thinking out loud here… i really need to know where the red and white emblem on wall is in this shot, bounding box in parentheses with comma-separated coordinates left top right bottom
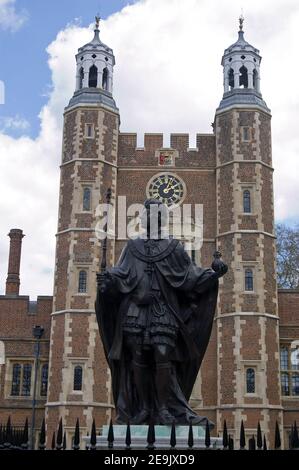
(157, 150, 176, 167)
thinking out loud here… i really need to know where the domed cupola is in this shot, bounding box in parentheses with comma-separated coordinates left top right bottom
(67, 16, 118, 111)
(218, 16, 270, 112)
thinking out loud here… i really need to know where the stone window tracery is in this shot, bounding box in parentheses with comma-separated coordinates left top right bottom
(280, 344, 299, 396)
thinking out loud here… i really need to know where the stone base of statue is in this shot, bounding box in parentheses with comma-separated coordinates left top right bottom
(87, 425, 222, 450)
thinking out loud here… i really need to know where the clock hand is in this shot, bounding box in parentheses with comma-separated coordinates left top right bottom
(164, 178, 174, 194)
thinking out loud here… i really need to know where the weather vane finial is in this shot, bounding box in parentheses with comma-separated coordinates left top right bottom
(239, 9, 244, 31)
(95, 14, 101, 30)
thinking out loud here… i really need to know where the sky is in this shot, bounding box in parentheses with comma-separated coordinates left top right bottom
(0, 0, 298, 298)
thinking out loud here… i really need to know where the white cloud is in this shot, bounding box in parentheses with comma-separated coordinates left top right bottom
(0, 0, 298, 297)
(0, 114, 30, 131)
(0, 0, 28, 32)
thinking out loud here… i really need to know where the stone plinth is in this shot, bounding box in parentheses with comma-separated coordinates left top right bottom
(86, 425, 222, 450)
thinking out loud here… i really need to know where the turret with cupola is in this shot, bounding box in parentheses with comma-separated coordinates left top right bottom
(218, 15, 269, 112)
(68, 15, 117, 111)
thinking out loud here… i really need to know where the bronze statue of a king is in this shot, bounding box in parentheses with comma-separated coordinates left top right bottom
(95, 199, 228, 426)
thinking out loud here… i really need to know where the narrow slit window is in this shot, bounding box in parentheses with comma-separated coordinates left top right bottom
(245, 268, 254, 291)
(243, 190, 251, 213)
(246, 368, 255, 394)
(74, 365, 83, 391)
(243, 127, 251, 141)
(83, 187, 91, 211)
(78, 270, 87, 293)
(85, 124, 94, 138)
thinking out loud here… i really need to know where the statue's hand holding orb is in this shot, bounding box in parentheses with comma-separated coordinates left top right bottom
(212, 251, 228, 278)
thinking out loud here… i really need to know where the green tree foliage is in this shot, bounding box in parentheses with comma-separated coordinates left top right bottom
(276, 224, 299, 289)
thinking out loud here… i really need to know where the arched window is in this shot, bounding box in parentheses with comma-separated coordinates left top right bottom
(245, 268, 254, 291)
(11, 364, 21, 396)
(78, 270, 87, 293)
(253, 69, 258, 90)
(228, 68, 234, 90)
(83, 187, 91, 211)
(88, 65, 98, 88)
(79, 67, 84, 89)
(243, 190, 251, 213)
(246, 368, 255, 393)
(239, 66, 248, 88)
(40, 364, 48, 397)
(102, 67, 109, 91)
(73, 365, 83, 391)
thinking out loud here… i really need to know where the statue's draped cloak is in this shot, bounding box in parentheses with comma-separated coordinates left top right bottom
(95, 238, 219, 424)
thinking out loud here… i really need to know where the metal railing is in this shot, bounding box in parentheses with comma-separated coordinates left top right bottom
(0, 416, 299, 450)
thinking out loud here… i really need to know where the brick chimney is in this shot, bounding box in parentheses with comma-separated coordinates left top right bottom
(5, 229, 25, 296)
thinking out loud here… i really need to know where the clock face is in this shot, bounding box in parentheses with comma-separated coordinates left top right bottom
(147, 173, 186, 208)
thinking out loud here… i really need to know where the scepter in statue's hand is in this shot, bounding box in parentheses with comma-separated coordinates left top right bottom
(97, 188, 113, 294)
(212, 251, 228, 278)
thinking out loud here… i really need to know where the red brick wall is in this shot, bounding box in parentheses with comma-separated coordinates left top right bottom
(0, 296, 52, 428)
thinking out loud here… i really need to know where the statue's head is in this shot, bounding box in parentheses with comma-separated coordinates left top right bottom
(141, 199, 169, 237)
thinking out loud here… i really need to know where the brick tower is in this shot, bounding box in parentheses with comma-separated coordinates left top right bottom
(46, 18, 119, 446)
(214, 17, 282, 447)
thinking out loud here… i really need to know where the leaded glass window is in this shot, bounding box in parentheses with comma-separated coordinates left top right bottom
(22, 364, 32, 396)
(73, 365, 83, 391)
(281, 372, 290, 396)
(245, 268, 254, 291)
(291, 347, 299, 371)
(280, 347, 289, 370)
(292, 374, 299, 396)
(83, 187, 91, 211)
(280, 345, 299, 396)
(246, 368, 255, 394)
(40, 364, 48, 397)
(243, 190, 251, 213)
(78, 270, 87, 293)
(11, 364, 21, 396)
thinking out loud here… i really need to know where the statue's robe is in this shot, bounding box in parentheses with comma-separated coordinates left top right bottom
(95, 238, 219, 425)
